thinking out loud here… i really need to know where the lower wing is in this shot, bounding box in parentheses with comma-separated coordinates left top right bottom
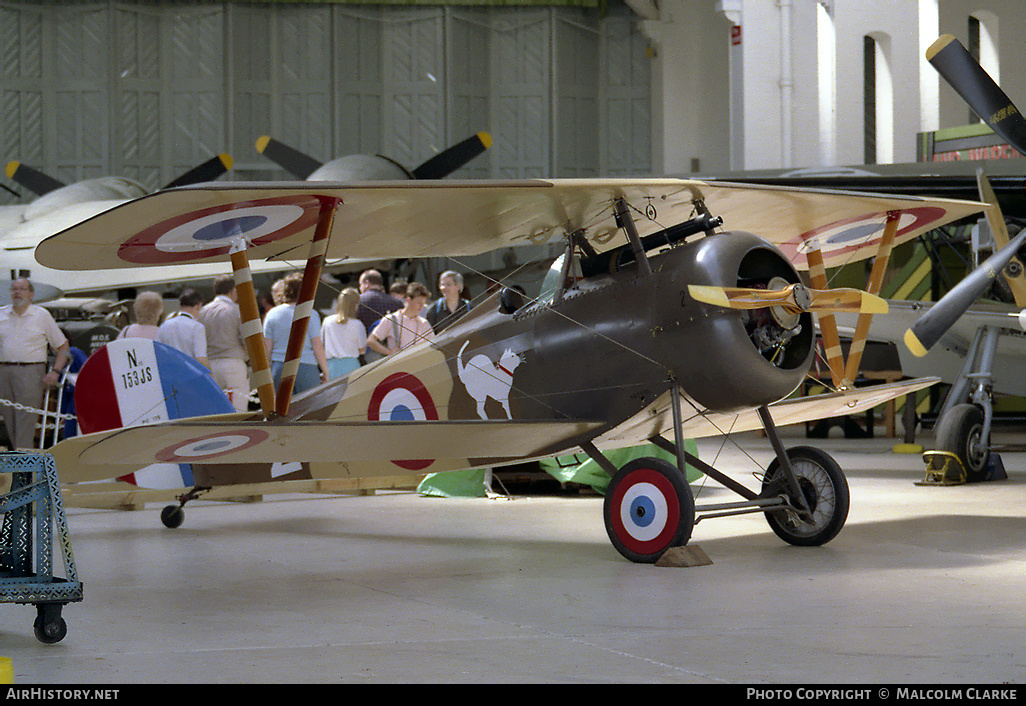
(50, 417, 603, 484)
(592, 377, 940, 448)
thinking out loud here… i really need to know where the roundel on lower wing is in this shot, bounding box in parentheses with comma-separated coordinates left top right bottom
(154, 429, 269, 463)
(608, 469, 681, 556)
(367, 372, 438, 471)
(117, 195, 324, 264)
(784, 206, 945, 266)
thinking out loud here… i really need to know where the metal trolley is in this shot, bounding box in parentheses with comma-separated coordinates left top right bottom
(0, 452, 82, 643)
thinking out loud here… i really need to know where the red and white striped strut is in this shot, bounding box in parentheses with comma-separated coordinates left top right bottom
(275, 196, 338, 416)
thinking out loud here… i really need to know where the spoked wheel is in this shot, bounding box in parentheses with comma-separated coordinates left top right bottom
(604, 457, 695, 563)
(934, 403, 989, 481)
(761, 446, 849, 547)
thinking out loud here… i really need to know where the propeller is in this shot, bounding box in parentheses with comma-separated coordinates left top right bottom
(926, 34, 1026, 155)
(161, 153, 234, 189)
(254, 136, 324, 180)
(7, 154, 234, 197)
(5, 161, 64, 196)
(688, 282, 889, 316)
(411, 132, 492, 179)
(256, 132, 492, 181)
(904, 225, 1026, 357)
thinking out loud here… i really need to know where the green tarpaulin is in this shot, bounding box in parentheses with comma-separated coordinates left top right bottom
(417, 441, 702, 497)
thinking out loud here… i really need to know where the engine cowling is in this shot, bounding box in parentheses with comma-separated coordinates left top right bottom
(654, 231, 815, 412)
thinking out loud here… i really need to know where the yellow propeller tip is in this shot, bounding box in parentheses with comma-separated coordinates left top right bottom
(218, 153, 234, 170)
(926, 34, 956, 60)
(4, 161, 19, 179)
(904, 329, 929, 358)
(688, 285, 730, 308)
(477, 132, 492, 149)
(255, 135, 271, 153)
(862, 296, 889, 315)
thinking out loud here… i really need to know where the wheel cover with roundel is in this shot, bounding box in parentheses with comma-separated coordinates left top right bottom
(605, 464, 686, 561)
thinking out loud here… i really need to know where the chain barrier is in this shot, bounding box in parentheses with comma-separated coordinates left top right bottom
(0, 395, 76, 421)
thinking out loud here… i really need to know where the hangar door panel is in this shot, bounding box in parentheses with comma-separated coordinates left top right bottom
(0, 1, 651, 200)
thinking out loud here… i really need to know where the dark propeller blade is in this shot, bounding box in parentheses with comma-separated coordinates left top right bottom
(905, 226, 1026, 356)
(255, 136, 323, 179)
(926, 34, 1026, 155)
(4, 161, 65, 196)
(411, 132, 492, 180)
(162, 153, 234, 189)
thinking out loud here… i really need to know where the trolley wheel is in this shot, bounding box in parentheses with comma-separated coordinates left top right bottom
(161, 504, 185, 529)
(762, 446, 849, 547)
(34, 605, 68, 644)
(603, 457, 695, 563)
(934, 403, 989, 481)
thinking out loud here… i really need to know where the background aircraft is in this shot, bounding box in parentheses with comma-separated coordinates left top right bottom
(0, 155, 300, 298)
(39, 176, 983, 562)
(830, 35, 1026, 481)
(255, 132, 491, 182)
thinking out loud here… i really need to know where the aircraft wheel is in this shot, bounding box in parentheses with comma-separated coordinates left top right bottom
(161, 505, 185, 529)
(934, 403, 989, 481)
(762, 446, 849, 547)
(604, 457, 694, 563)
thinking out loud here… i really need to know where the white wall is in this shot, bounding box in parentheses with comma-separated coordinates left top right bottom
(638, 0, 1026, 172)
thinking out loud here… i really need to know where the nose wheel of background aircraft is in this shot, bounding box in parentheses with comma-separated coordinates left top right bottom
(760, 446, 849, 546)
(603, 457, 695, 563)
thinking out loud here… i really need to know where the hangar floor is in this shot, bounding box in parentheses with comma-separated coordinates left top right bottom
(3, 429, 1025, 684)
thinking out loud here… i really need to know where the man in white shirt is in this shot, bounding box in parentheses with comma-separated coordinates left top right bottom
(198, 275, 249, 411)
(158, 288, 210, 370)
(0, 278, 70, 449)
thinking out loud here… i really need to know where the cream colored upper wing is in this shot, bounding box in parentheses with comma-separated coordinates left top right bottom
(35, 178, 984, 272)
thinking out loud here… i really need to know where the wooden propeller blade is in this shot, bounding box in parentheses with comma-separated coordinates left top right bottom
(688, 284, 888, 315)
(977, 168, 1026, 308)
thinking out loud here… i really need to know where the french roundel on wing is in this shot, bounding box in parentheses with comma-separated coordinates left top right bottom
(117, 195, 325, 265)
(367, 373, 438, 471)
(154, 429, 269, 463)
(786, 206, 945, 264)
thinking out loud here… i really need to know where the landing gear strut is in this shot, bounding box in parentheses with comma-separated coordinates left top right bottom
(589, 389, 851, 563)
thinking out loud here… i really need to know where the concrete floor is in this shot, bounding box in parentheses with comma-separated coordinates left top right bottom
(3, 429, 1025, 684)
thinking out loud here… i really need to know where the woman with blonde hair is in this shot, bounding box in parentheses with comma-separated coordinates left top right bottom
(320, 287, 366, 379)
(118, 291, 164, 340)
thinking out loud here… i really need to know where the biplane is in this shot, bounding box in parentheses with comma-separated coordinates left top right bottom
(38, 177, 984, 562)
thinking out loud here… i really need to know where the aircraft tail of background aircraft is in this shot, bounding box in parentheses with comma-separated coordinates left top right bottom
(38, 176, 983, 561)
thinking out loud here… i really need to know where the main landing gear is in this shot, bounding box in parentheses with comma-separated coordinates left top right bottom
(590, 390, 850, 563)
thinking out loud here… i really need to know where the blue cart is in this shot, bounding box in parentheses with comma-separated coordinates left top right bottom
(0, 452, 82, 643)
